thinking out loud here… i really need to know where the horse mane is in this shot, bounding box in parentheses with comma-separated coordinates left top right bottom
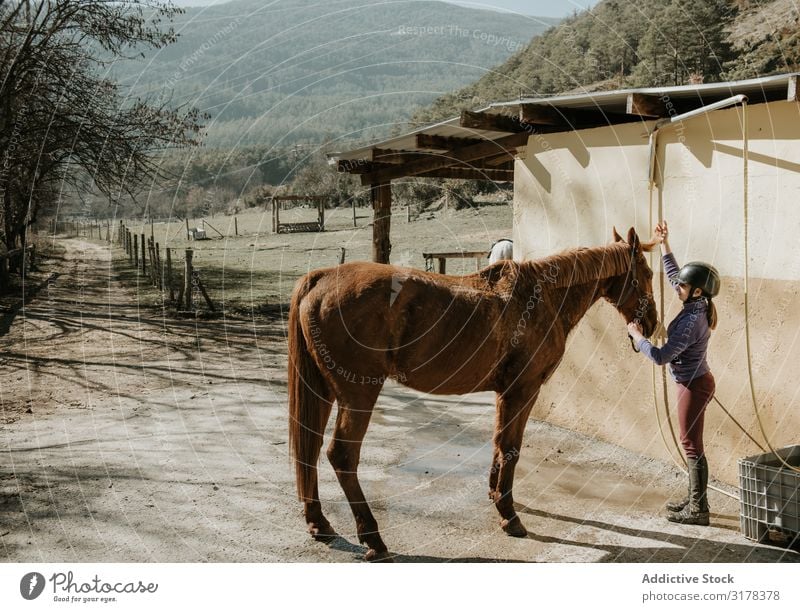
(475, 242, 632, 293)
(526, 242, 633, 288)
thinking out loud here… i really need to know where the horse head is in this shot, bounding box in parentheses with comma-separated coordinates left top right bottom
(605, 227, 658, 338)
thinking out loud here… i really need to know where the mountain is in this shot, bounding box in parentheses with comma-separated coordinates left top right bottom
(115, 0, 559, 147)
(413, 0, 800, 125)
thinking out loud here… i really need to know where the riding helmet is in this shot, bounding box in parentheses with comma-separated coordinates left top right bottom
(677, 261, 721, 298)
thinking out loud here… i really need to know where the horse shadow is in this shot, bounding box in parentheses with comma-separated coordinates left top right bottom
(315, 505, 799, 563)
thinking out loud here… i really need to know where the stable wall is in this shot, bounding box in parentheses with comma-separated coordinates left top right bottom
(513, 101, 800, 486)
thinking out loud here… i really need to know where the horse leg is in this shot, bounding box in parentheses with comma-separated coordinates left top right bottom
(304, 397, 336, 541)
(489, 384, 540, 537)
(326, 386, 390, 562)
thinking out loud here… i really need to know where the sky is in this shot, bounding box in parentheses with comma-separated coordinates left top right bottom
(170, 0, 602, 19)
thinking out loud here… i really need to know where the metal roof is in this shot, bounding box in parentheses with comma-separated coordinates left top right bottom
(331, 72, 800, 166)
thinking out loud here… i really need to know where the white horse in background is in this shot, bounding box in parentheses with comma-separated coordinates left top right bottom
(488, 239, 513, 264)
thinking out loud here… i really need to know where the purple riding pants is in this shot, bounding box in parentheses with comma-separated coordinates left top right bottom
(676, 372, 715, 460)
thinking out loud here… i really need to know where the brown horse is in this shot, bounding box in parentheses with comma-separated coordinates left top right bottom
(288, 227, 658, 561)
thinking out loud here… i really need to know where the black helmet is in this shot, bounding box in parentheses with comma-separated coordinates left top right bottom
(677, 261, 721, 298)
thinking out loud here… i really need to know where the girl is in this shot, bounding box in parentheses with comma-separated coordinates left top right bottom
(627, 220, 720, 526)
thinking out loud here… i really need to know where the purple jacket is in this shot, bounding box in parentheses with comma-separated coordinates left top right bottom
(636, 253, 711, 383)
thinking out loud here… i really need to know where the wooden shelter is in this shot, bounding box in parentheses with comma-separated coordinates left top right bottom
(332, 72, 800, 264)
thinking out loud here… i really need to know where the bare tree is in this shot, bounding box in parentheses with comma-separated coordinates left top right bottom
(0, 1, 203, 249)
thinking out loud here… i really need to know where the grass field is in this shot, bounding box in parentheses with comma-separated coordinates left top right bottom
(119, 202, 514, 314)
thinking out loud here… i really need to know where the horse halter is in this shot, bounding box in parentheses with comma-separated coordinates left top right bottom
(613, 246, 649, 353)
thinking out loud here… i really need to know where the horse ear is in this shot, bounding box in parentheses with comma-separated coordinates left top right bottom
(627, 227, 641, 251)
(612, 227, 624, 242)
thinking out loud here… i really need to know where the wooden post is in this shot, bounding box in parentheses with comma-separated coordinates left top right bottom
(272, 199, 277, 233)
(133, 234, 138, 271)
(0, 256, 7, 290)
(184, 249, 193, 310)
(352, 199, 357, 228)
(186, 218, 190, 241)
(140, 233, 146, 274)
(151, 219, 154, 241)
(371, 182, 392, 264)
(407, 204, 411, 223)
(166, 248, 174, 301)
(195, 275, 215, 312)
(234, 216, 238, 236)
(339, 247, 346, 265)
(319, 198, 325, 231)
(148, 239, 156, 286)
(155, 242, 162, 289)
(437, 257, 446, 274)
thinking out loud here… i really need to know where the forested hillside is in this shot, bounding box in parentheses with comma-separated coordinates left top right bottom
(414, 0, 799, 124)
(117, 0, 558, 147)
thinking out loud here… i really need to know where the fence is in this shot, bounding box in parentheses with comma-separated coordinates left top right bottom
(117, 221, 214, 312)
(52, 219, 113, 241)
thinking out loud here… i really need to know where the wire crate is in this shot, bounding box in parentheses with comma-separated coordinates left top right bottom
(738, 445, 800, 548)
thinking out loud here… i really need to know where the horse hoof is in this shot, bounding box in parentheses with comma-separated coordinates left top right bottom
(501, 517, 528, 538)
(365, 549, 394, 563)
(309, 523, 337, 542)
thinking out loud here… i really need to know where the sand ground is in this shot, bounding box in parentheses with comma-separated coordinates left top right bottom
(0, 238, 797, 562)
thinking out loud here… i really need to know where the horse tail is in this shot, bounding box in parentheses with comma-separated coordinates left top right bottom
(288, 276, 331, 503)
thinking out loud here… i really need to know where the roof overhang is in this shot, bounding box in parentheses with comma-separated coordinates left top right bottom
(331, 72, 800, 185)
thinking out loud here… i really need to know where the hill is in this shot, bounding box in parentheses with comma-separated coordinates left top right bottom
(116, 0, 559, 147)
(413, 0, 800, 125)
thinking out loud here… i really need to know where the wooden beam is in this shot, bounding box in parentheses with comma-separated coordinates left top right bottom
(522, 103, 643, 128)
(337, 158, 372, 173)
(626, 93, 667, 117)
(371, 148, 430, 164)
(460, 109, 526, 133)
(415, 168, 514, 181)
(371, 183, 392, 264)
(415, 134, 482, 150)
(337, 159, 392, 174)
(517, 104, 563, 125)
(361, 132, 528, 185)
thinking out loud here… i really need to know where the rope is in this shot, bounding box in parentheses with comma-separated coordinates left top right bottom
(648, 135, 685, 468)
(740, 101, 800, 474)
(648, 125, 737, 502)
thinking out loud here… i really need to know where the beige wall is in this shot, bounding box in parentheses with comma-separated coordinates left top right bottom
(513, 101, 800, 485)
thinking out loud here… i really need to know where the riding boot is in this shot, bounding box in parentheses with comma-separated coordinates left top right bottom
(665, 493, 689, 513)
(667, 456, 710, 526)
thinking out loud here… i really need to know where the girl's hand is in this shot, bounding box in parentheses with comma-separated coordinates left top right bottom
(627, 321, 644, 339)
(653, 220, 669, 244)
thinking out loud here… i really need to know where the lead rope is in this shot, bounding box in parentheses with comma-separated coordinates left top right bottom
(741, 100, 800, 474)
(649, 130, 739, 501)
(648, 134, 685, 469)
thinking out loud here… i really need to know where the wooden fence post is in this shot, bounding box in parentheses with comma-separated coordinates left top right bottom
(133, 234, 138, 270)
(166, 248, 174, 302)
(140, 233, 146, 274)
(155, 241, 162, 289)
(234, 216, 238, 236)
(148, 238, 156, 286)
(186, 218, 190, 241)
(184, 249, 193, 310)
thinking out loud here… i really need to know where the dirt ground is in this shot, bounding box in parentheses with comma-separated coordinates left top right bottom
(0, 237, 797, 563)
